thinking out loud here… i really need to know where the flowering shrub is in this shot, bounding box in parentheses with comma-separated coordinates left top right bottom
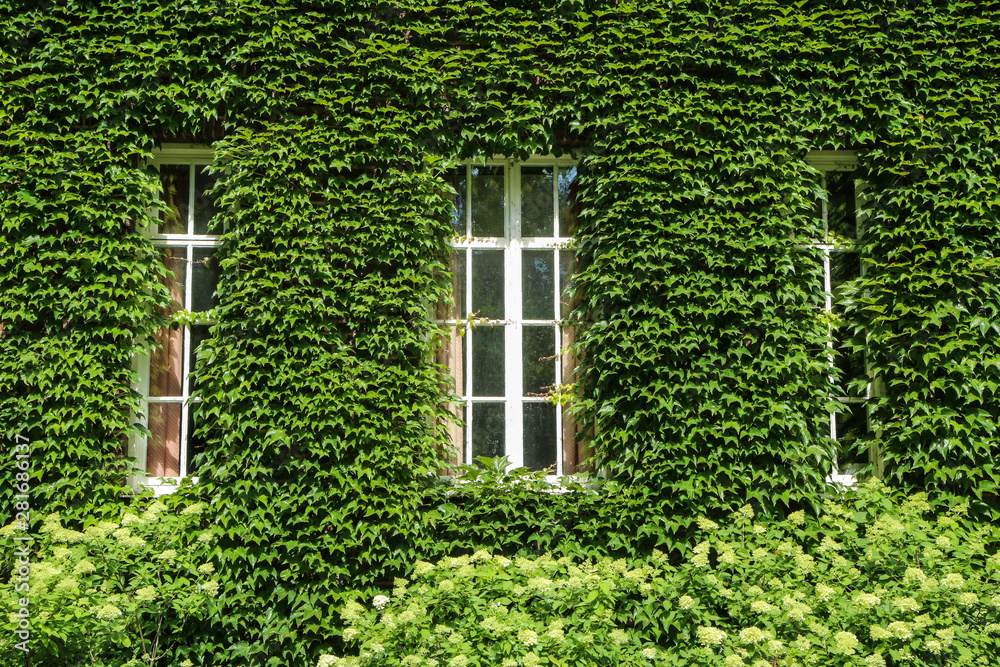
(0, 495, 217, 667)
(669, 481, 1000, 666)
(320, 481, 1000, 667)
(317, 550, 671, 667)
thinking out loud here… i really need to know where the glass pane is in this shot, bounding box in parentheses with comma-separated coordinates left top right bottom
(451, 250, 467, 319)
(523, 326, 556, 396)
(193, 166, 219, 235)
(471, 249, 504, 320)
(834, 332, 866, 398)
(147, 402, 182, 477)
(445, 167, 467, 234)
(159, 164, 189, 234)
(559, 249, 576, 319)
(149, 326, 184, 397)
(523, 403, 557, 471)
(827, 171, 856, 241)
(472, 326, 505, 396)
(159, 247, 186, 315)
(522, 250, 554, 320)
(191, 248, 219, 313)
(471, 166, 504, 237)
(186, 404, 206, 476)
(835, 402, 868, 468)
(150, 248, 186, 397)
(521, 167, 554, 237)
(471, 402, 505, 460)
(831, 251, 860, 315)
(188, 325, 210, 384)
(558, 165, 579, 237)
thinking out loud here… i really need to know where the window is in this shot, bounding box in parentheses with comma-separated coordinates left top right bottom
(437, 158, 583, 474)
(806, 151, 874, 482)
(130, 146, 220, 491)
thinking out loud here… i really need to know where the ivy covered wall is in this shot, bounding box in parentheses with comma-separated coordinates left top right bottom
(2, 1, 1000, 664)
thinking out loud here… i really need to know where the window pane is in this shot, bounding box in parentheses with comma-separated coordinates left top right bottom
(522, 250, 554, 320)
(471, 249, 504, 320)
(835, 402, 868, 468)
(523, 402, 557, 471)
(834, 333, 866, 397)
(159, 164, 189, 234)
(471, 166, 504, 237)
(521, 166, 554, 237)
(438, 250, 466, 320)
(149, 326, 184, 397)
(147, 402, 182, 477)
(436, 325, 466, 396)
(193, 166, 219, 235)
(188, 324, 210, 384)
(523, 326, 556, 396)
(559, 249, 576, 319)
(831, 251, 859, 315)
(827, 172, 856, 240)
(150, 248, 186, 397)
(186, 404, 206, 476)
(472, 325, 505, 397)
(191, 248, 219, 313)
(558, 165, 579, 237)
(445, 167, 467, 234)
(471, 402, 505, 460)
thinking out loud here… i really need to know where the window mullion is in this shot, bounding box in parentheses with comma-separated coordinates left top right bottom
(507, 162, 524, 469)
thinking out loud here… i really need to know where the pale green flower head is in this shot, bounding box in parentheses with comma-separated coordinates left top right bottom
(641, 647, 659, 660)
(120, 512, 143, 526)
(135, 586, 157, 602)
(750, 600, 776, 614)
(869, 625, 891, 641)
(815, 583, 836, 602)
(691, 552, 710, 568)
(887, 621, 912, 640)
(723, 654, 745, 667)
(941, 573, 965, 589)
(610, 628, 629, 645)
(957, 592, 979, 606)
(697, 516, 719, 531)
(522, 654, 539, 667)
(735, 504, 755, 521)
(903, 567, 926, 586)
(518, 628, 539, 646)
(413, 560, 435, 576)
(738, 626, 772, 644)
(54, 577, 80, 593)
(788, 510, 806, 525)
(201, 580, 219, 597)
(696, 626, 726, 646)
(95, 604, 123, 621)
(198, 562, 215, 575)
(372, 594, 391, 609)
(831, 631, 859, 656)
(678, 595, 695, 610)
(72, 559, 97, 575)
(924, 639, 943, 654)
(892, 596, 919, 612)
(864, 653, 886, 667)
(181, 502, 207, 515)
(342, 627, 360, 641)
(157, 549, 178, 561)
(852, 592, 881, 610)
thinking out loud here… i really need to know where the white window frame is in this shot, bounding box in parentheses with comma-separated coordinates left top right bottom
(805, 151, 878, 485)
(129, 144, 219, 494)
(439, 155, 579, 476)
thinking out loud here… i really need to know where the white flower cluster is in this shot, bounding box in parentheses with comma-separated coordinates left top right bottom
(696, 626, 727, 646)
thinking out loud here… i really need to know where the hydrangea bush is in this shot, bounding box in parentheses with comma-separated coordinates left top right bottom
(0, 495, 217, 667)
(320, 481, 1000, 667)
(318, 550, 671, 667)
(670, 481, 1000, 667)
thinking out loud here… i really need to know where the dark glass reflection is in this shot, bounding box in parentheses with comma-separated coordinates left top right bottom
(522, 326, 556, 396)
(521, 167, 554, 237)
(558, 166, 580, 237)
(446, 167, 467, 234)
(472, 326, 505, 396)
(835, 402, 868, 467)
(471, 249, 504, 319)
(159, 164, 189, 234)
(559, 249, 576, 319)
(193, 166, 219, 235)
(522, 250, 554, 320)
(830, 251, 860, 315)
(472, 166, 504, 237)
(191, 248, 219, 313)
(472, 402, 505, 459)
(827, 171, 856, 240)
(523, 402, 557, 471)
